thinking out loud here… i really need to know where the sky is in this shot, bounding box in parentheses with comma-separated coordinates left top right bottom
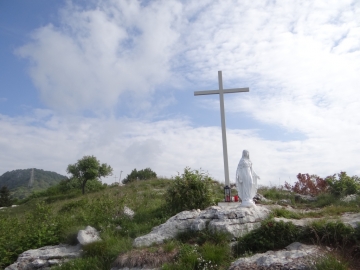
(1, 0, 360, 186)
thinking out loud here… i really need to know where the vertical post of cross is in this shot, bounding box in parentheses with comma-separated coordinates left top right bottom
(194, 71, 249, 187)
(218, 71, 230, 186)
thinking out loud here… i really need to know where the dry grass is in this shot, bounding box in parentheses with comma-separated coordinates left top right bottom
(112, 247, 178, 268)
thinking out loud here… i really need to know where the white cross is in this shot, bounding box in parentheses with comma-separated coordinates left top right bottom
(194, 71, 249, 186)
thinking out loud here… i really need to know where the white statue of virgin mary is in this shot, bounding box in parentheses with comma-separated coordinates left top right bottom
(236, 150, 260, 208)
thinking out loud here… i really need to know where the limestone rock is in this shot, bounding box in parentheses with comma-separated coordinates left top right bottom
(295, 194, 317, 202)
(123, 206, 135, 219)
(339, 212, 360, 228)
(133, 209, 201, 247)
(229, 242, 324, 270)
(274, 212, 360, 229)
(253, 193, 270, 203)
(278, 199, 292, 206)
(5, 244, 81, 270)
(77, 225, 102, 245)
(133, 206, 271, 248)
(340, 194, 358, 202)
(207, 205, 270, 238)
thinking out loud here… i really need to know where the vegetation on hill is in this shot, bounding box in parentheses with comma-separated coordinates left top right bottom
(122, 168, 157, 184)
(67, 155, 113, 194)
(0, 186, 12, 207)
(0, 169, 359, 269)
(0, 168, 67, 200)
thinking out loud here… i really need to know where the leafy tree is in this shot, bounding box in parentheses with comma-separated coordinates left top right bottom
(122, 168, 157, 184)
(0, 186, 12, 207)
(67, 155, 112, 194)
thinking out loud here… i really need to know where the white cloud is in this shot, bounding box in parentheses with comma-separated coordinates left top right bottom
(16, 0, 182, 113)
(1, 112, 359, 186)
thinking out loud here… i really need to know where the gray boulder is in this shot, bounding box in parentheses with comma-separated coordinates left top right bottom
(133, 209, 201, 247)
(229, 242, 324, 270)
(77, 225, 102, 245)
(253, 193, 270, 203)
(295, 194, 317, 202)
(123, 206, 135, 219)
(133, 205, 271, 248)
(340, 194, 358, 202)
(5, 244, 82, 270)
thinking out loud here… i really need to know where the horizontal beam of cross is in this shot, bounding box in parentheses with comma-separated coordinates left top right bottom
(194, 88, 249, 96)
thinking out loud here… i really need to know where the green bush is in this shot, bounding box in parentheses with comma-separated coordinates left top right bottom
(122, 168, 157, 184)
(233, 219, 301, 256)
(304, 220, 355, 247)
(165, 168, 216, 214)
(0, 202, 62, 268)
(326, 172, 360, 197)
(176, 227, 231, 246)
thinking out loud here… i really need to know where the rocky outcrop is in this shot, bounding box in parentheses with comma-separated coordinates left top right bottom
(274, 212, 360, 229)
(4, 244, 82, 270)
(253, 193, 270, 203)
(133, 205, 271, 248)
(77, 225, 102, 245)
(341, 194, 358, 202)
(229, 242, 324, 270)
(294, 194, 317, 202)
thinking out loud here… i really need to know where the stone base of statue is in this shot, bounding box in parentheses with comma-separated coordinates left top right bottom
(239, 199, 256, 208)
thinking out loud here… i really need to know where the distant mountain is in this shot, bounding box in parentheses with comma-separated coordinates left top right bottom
(0, 169, 67, 199)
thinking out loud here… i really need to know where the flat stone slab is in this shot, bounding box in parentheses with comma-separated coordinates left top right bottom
(133, 205, 271, 248)
(5, 244, 82, 270)
(274, 212, 360, 229)
(229, 242, 324, 270)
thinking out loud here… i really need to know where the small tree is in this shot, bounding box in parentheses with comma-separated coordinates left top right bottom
(67, 155, 112, 194)
(0, 186, 12, 207)
(122, 168, 157, 184)
(284, 173, 328, 196)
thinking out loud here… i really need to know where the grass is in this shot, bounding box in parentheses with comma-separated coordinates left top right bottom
(1, 178, 360, 269)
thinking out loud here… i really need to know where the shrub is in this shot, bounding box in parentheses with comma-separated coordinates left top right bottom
(284, 173, 328, 196)
(176, 227, 231, 246)
(122, 168, 157, 184)
(304, 220, 355, 247)
(233, 219, 301, 256)
(326, 172, 360, 197)
(165, 168, 216, 214)
(0, 202, 62, 268)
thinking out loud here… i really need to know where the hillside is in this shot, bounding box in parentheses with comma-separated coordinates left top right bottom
(0, 170, 359, 269)
(0, 168, 67, 199)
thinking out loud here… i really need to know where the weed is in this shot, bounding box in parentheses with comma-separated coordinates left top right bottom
(270, 208, 302, 219)
(314, 253, 349, 270)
